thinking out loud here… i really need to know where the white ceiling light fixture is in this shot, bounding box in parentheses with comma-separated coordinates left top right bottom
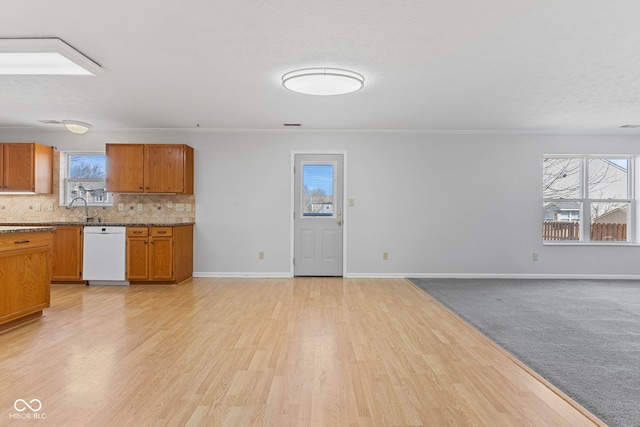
(282, 68, 364, 96)
(62, 120, 91, 134)
(0, 37, 102, 75)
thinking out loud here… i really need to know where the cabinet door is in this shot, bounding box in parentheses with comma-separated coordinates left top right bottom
(144, 145, 185, 193)
(0, 144, 4, 189)
(3, 144, 34, 192)
(0, 242, 51, 323)
(149, 236, 174, 280)
(52, 226, 83, 281)
(33, 144, 53, 194)
(106, 144, 144, 192)
(127, 237, 149, 280)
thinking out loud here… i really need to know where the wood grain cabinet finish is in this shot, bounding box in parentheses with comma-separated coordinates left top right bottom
(126, 225, 193, 284)
(51, 225, 84, 282)
(0, 143, 53, 193)
(106, 144, 194, 194)
(0, 230, 53, 332)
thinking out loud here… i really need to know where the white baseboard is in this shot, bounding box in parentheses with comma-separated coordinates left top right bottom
(404, 273, 640, 280)
(194, 271, 292, 278)
(193, 271, 640, 280)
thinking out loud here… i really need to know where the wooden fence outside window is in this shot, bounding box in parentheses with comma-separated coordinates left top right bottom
(543, 222, 627, 241)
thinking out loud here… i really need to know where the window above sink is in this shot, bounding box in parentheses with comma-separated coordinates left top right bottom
(59, 152, 113, 207)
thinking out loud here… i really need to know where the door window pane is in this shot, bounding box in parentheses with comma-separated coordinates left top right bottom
(302, 164, 334, 216)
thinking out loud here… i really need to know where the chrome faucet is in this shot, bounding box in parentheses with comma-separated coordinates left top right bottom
(68, 197, 91, 222)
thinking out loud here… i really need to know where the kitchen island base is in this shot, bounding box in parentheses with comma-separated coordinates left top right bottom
(0, 227, 53, 333)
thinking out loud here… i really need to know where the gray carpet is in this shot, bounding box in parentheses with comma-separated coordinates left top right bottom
(409, 278, 640, 427)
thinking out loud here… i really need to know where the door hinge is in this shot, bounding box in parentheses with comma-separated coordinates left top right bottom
(293, 258, 295, 265)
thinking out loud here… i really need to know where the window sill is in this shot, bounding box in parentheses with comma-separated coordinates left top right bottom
(543, 242, 638, 247)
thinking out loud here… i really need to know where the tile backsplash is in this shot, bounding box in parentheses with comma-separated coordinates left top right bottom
(0, 151, 195, 224)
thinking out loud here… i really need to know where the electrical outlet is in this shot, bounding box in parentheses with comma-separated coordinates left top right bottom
(532, 253, 539, 261)
(383, 252, 389, 261)
(118, 203, 124, 211)
(349, 199, 355, 207)
(185, 204, 192, 212)
(137, 203, 143, 211)
(46, 203, 53, 212)
(35, 203, 41, 211)
(167, 201, 173, 208)
(175, 204, 184, 212)
(258, 251, 264, 260)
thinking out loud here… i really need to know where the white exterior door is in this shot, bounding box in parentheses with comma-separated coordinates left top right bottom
(294, 154, 344, 276)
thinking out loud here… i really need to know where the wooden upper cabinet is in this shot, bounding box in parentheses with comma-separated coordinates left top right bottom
(0, 145, 3, 190)
(105, 144, 145, 192)
(144, 145, 189, 193)
(106, 144, 193, 194)
(0, 143, 53, 193)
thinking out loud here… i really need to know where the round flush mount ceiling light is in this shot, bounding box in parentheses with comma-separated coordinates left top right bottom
(62, 120, 91, 134)
(282, 68, 364, 96)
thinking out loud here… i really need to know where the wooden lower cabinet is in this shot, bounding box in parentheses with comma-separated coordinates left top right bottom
(126, 225, 193, 284)
(51, 225, 84, 283)
(0, 229, 53, 332)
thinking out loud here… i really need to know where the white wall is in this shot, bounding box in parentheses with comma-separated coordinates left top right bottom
(3, 129, 640, 278)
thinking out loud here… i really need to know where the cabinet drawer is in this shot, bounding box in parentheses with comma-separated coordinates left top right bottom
(127, 227, 148, 237)
(0, 231, 53, 253)
(151, 227, 173, 237)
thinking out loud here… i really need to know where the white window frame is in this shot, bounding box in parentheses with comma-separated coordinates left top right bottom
(59, 151, 113, 207)
(543, 155, 635, 244)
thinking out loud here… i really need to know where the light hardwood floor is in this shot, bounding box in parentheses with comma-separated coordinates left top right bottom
(0, 278, 604, 426)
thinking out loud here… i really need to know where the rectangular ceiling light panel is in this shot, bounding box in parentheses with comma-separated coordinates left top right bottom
(0, 38, 102, 75)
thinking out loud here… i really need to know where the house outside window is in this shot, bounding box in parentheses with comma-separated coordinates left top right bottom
(60, 152, 113, 206)
(543, 156, 633, 243)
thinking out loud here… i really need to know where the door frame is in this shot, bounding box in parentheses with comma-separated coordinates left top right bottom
(290, 150, 348, 277)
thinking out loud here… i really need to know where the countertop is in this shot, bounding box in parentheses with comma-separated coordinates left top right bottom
(0, 226, 55, 234)
(1, 222, 195, 227)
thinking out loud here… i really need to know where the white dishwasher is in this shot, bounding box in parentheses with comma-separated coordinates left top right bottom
(83, 226, 129, 285)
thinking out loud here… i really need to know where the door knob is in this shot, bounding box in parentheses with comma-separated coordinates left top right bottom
(337, 219, 342, 226)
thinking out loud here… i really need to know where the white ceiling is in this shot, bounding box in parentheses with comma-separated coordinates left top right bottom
(2, 1, 640, 134)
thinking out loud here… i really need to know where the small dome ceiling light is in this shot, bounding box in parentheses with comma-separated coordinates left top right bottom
(62, 120, 91, 134)
(282, 68, 364, 96)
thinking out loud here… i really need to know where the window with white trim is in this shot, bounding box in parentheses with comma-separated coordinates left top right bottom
(60, 152, 113, 206)
(543, 156, 633, 243)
